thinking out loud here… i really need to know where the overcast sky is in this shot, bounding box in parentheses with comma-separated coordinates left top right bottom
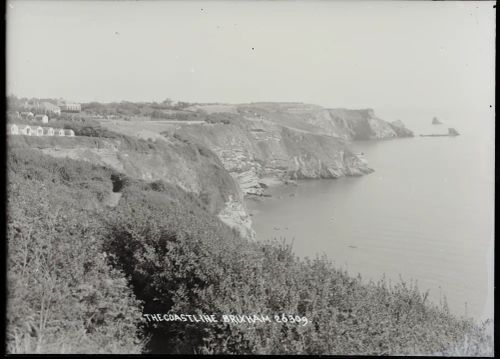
(6, 1, 495, 119)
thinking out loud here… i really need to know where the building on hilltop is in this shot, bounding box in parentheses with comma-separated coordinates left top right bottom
(60, 103, 82, 113)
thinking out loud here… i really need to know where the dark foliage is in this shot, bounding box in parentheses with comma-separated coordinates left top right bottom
(7, 147, 493, 355)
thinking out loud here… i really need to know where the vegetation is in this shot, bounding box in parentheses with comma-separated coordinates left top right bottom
(79, 99, 195, 119)
(7, 95, 238, 124)
(7, 147, 493, 355)
(7, 148, 144, 353)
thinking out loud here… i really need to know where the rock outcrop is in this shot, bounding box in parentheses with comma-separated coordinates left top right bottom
(173, 103, 411, 195)
(169, 118, 373, 196)
(432, 117, 443, 125)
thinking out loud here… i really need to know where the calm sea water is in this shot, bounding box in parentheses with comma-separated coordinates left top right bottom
(247, 115, 494, 321)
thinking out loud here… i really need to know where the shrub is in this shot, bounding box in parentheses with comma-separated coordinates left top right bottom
(102, 185, 493, 355)
(7, 147, 493, 355)
(6, 149, 144, 353)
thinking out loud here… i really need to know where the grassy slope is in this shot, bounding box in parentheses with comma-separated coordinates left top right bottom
(9, 133, 239, 215)
(6, 147, 493, 355)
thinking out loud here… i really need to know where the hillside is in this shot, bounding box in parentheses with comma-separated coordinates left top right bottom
(6, 146, 492, 355)
(8, 134, 254, 239)
(8, 101, 413, 233)
(188, 102, 414, 140)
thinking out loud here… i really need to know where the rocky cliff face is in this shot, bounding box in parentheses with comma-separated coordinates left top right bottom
(168, 119, 372, 196)
(189, 103, 413, 140)
(173, 103, 411, 195)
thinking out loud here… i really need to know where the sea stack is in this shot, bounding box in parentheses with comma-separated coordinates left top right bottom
(432, 117, 442, 125)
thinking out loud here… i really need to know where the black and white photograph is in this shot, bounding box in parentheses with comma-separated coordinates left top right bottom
(5, 0, 495, 355)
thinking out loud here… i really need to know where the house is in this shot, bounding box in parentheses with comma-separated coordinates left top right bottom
(56, 128, 65, 136)
(34, 114, 49, 123)
(60, 103, 81, 113)
(10, 124, 19, 135)
(64, 129, 75, 137)
(19, 125, 33, 136)
(42, 127, 55, 136)
(35, 126, 44, 136)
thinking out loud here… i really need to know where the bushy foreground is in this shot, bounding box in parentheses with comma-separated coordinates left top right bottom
(6, 148, 493, 355)
(6, 148, 143, 353)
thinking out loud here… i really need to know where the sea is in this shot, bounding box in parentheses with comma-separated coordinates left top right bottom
(247, 109, 494, 322)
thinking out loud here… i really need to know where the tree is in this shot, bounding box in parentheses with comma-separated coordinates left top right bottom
(161, 98, 173, 107)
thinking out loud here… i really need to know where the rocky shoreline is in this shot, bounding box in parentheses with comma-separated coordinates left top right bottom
(13, 102, 413, 240)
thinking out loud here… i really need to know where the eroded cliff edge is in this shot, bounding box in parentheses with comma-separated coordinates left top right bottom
(169, 103, 412, 196)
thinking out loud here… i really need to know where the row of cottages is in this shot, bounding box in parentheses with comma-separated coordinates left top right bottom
(60, 103, 82, 113)
(22, 100, 82, 115)
(9, 124, 75, 137)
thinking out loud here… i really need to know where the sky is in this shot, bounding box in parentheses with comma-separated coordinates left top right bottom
(6, 1, 496, 122)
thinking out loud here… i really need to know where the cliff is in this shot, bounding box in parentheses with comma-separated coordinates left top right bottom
(171, 103, 412, 195)
(166, 119, 371, 196)
(188, 103, 413, 140)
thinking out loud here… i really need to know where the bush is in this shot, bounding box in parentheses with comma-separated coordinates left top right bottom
(102, 184, 493, 355)
(7, 147, 493, 355)
(6, 149, 144, 353)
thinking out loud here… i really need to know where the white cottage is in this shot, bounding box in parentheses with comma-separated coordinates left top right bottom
(56, 128, 65, 136)
(64, 129, 75, 137)
(35, 126, 44, 136)
(42, 127, 55, 136)
(10, 124, 19, 135)
(19, 125, 33, 136)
